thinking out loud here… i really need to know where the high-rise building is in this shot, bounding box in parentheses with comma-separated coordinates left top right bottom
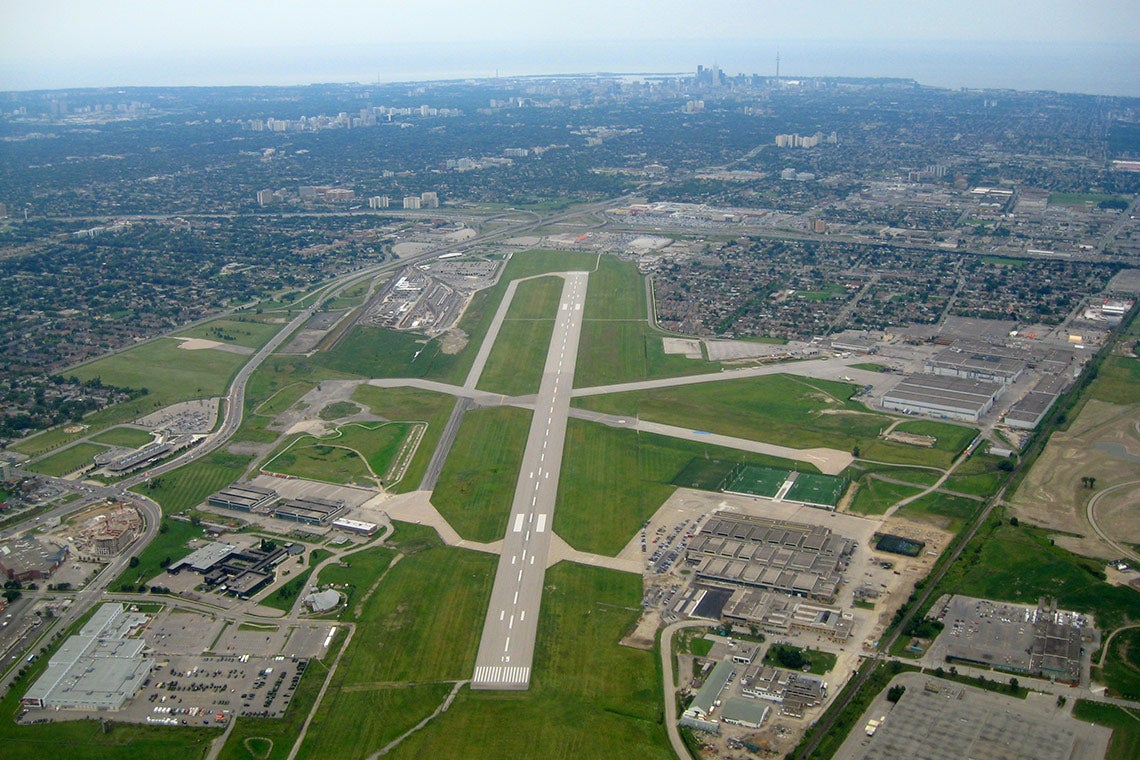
(420, 192, 439, 209)
(403, 196, 421, 210)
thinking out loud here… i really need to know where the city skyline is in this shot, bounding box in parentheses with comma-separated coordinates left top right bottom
(2, 1, 1138, 93)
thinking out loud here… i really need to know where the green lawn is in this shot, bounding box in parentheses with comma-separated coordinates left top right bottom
(1048, 192, 1129, 206)
(317, 250, 598, 386)
(235, 355, 356, 444)
(262, 422, 413, 487)
(1090, 356, 1140, 405)
(931, 515, 1140, 630)
(1095, 628, 1140, 700)
(384, 563, 672, 760)
(131, 449, 252, 514)
(432, 407, 531, 543)
(263, 442, 373, 486)
(89, 426, 154, 448)
(942, 451, 1011, 496)
(296, 683, 453, 760)
(315, 546, 398, 614)
(476, 277, 562, 396)
(554, 420, 812, 556)
(115, 518, 206, 590)
(25, 442, 107, 476)
(763, 644, 838, 676)
(575, 374, 893, 453)
(258, 549, 333, 613)
(318, 401, 361, 420)
(350, 385, 456, 492)
(894, 491, 982, 532)
(849, 477, 925, 515)
(1072, 701, 1140, 760)
(175, 317, 283, 349)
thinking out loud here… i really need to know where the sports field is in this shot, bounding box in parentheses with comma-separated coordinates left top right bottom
(25, 442, 106, 477)
(784, 472, 848, 507)
(724, 465, 790, 498)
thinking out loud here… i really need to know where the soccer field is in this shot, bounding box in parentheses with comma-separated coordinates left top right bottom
(784, 472, 847, 507)
(724, 465, 791, 498)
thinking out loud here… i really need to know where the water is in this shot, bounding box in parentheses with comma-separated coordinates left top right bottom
(4, 38, 1138, 97)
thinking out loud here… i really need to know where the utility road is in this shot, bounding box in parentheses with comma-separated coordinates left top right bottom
(471, 272, 588, 690)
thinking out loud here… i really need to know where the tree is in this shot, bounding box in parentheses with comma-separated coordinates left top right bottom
(159, 521, 169, 534)
(887, 684, 906, 703)
(1009, 677, 1019, 693)
(128, 556, 140, 569)
(1009, 516, 1019, 527)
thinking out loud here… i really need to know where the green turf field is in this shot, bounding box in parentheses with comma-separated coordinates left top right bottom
(724, 465, 790, 497)
(1072, 701, 1140, 760)
(894, 491, 983, 532)
(381, 563, 672, 760)
(89, 426, 154, 448)
(476, 276, 562, 396)
(1095, 628, 1140, 700)
(175, 316, 283, 349)
(575, 373, 895, 453)
(849, 477, 925, 515)
(262, 422, 414, 487)
(784, 472, 848, 507)
(130, 449, 252, 514)
(25, 442, 106, 476)
(431, 407, 531, 542)
(350, 385, 458, 492)
(671, 458, 739, 490)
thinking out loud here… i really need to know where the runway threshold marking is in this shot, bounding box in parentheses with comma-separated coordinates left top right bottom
(513, 514, 524, 532)
(535, 514, 547, 532)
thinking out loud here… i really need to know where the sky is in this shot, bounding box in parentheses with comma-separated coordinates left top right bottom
(2, 1, 1138, 92)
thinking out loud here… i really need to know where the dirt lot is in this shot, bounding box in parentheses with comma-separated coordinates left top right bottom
(1009, 399, 1140, 559)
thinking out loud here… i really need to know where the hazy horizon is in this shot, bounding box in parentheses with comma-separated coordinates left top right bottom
(2, 38, 1138, 98)
(2, 1, 1138, 96)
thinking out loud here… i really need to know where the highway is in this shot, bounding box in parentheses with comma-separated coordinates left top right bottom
(471, 272, 588, 690)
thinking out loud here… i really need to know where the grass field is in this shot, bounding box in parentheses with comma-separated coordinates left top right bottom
(894, 491, 982, 532)
(175, 317, 282, 350)
(942, 451, 1011, 497)
(90, 426, 154, 448)
(849, 477, 925, 515)
(573, 256, 721, 388)
(258, 548, 333, 612)
(264, 442, 373, 486)
(554, 421, 812, 556)
(350, 385, 456, 492)
(1090, 355, 1140, 405)
(763, 644, 838, 675)
(725, 465, 789, 498)
(431, 407, 531, 543)
(671, 458, 739, 491)
(1048, 192, 1129, 206)
(1095, 628, 1140, 700)
(575, 373, 894, 453)
(1072, 701, 1140, 760)
(262, 422, 412, 486)
(131, 449, 252, 514)
(383, 563, 672, 760)
(317, 401, 360, 420)
(930, 514, 1140, 630)
(476, 276, 562, 396)
(236, 355, 356, 444)
(784, 472, 848, 507)
(25, 442, 106, 476)
(115, 518, 205, 590)
(315, 545, 398, 614)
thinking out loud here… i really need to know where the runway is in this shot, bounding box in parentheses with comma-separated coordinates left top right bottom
(471, 271, 588, 690)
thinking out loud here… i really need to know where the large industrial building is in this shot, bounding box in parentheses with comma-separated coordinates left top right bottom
(686, 513, 855, 603)
(680, 660, 734, 734)
(739, 665, 826, 716)
(208, 484, 277, 513)
(881, 374, 1003, 422)
(721, 587, 853, 642)
(167, 540, 288, 599)
(925, 348, 1024, 385)
(929, 595, 1094, 684)
(1004, 373, 1069, 429)
(22, 604, 151, 711)
(0, 535, 69, 582)
(273, 496, 346, 526)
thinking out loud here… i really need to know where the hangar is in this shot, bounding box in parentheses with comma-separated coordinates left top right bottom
(882, 374, 1003, 422)
(22, 604, 151, 711)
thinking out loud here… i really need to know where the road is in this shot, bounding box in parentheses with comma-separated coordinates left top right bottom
(660, 620, 706, 760)
(471, 272, 588, 690)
